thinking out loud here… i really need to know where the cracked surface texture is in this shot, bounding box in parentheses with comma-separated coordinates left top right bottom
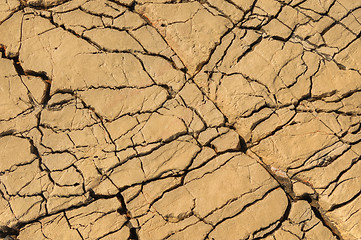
(0, 0, 360, 239)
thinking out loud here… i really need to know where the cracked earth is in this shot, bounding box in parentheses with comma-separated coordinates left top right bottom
(0, 0, 360, 239)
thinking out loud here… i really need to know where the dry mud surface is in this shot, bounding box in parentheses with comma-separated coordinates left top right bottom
(0, 0, 361, 239)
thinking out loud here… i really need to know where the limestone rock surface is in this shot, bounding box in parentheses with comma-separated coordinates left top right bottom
(0, 0, 361, 239)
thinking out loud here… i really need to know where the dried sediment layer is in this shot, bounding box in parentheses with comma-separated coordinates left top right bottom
(0, 0, 360, 239)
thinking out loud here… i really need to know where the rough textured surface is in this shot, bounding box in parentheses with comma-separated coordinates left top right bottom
(0, 0, 360, 239)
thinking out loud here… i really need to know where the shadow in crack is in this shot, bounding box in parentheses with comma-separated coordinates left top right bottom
(0, 226, 19, 239)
